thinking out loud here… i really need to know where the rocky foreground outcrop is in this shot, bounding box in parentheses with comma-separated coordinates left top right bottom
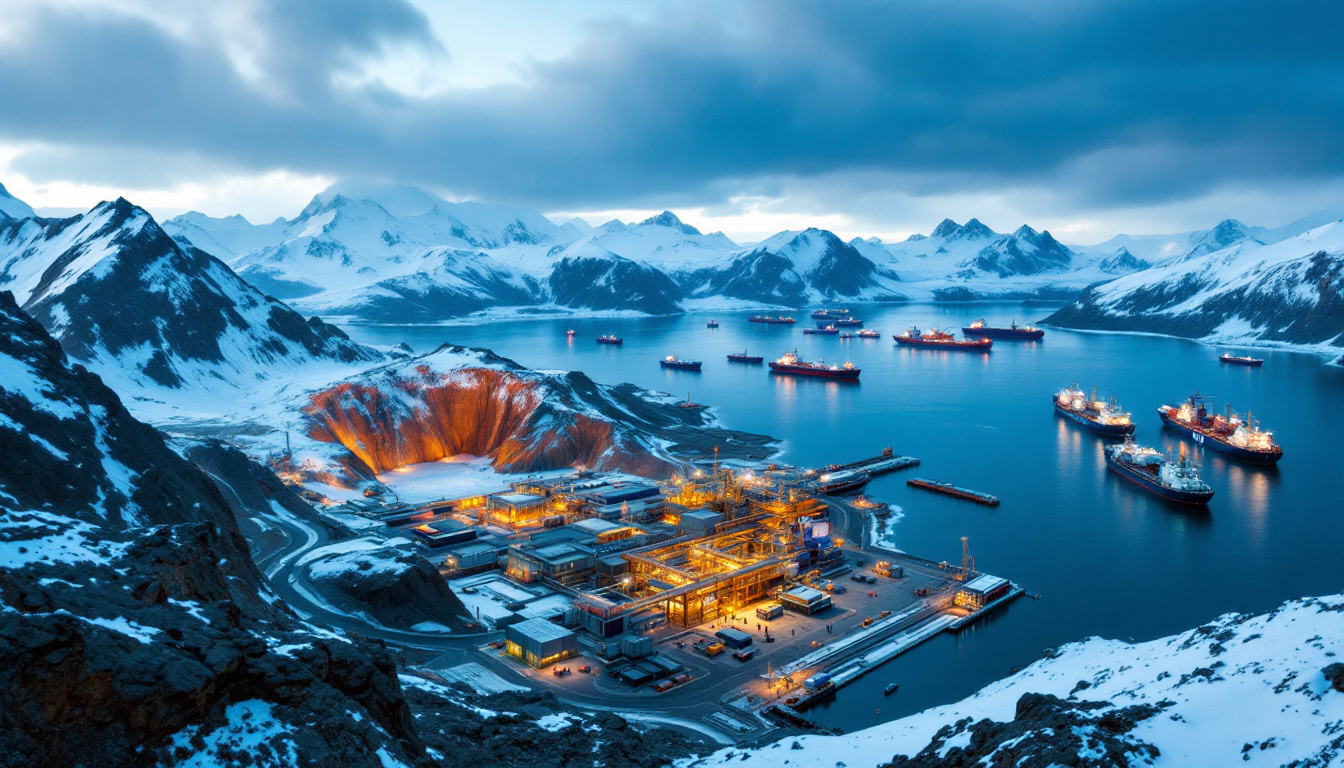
(0, 291, 700, 766)
(306, 541, 473, 633)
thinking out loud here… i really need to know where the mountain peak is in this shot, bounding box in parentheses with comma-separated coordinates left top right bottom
(0, 181, 37, 221)
(638, 211, 701, 236)
(931, 218, 995, 240)
(960, 218, 995, 239)
(931, 218, 962, 238)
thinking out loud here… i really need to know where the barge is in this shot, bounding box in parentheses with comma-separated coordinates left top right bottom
(768, 350, 860, 379)
(1157, 392, 1283, 464)
(906, 478, 1000, 506)
(961, 318, 1044, 340)
(1053, 384, 1135, 436)
(893, 327, 993, 351)
(727, 350, 764, 363)
(1104, 440, 1214, 504)
(750, 315, 796, 325)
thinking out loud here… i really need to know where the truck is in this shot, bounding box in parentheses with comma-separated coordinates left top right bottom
(755, 603, 783, 621)
(703, 642, 725, 657)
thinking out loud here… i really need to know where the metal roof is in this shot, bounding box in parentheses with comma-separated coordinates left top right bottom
(508, 618, 574, 643)
(961, 574, 1009, 595)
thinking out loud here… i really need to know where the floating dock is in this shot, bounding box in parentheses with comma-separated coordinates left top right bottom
(814, 449, 921, 495)
(906, 478, 1000, 506)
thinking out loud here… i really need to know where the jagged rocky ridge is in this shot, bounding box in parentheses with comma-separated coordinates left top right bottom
(1045, 220, 1344, 353)
(0, 198, 379, 393)
(299, 344, 778, 486)
(685, 593, 1344, 767)
(0, 291, 703, 766)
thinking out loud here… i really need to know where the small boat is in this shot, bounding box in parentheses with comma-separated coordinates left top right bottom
(893, 326, 993, 351)
(1053, 384, 1135, 436)
(1219, 353, 1263, 367)
(803, 325, 840, 335)
(883, 683, 899, 696)
(727, 351, 764, 363)
(961, 318, 1044, 340)
(706, 320, 719, 328)
(749, 315, 796, 325)
(1157, 392, 1282, 464)
(678, 392, 708, 409)
(857, 329, 880, 339)
(660, 355, 702, 371)
(1105, 440, 1214, 505)
(597, 334, 623, 345)
(769, 350, 860, 380)
(566, 329, 576, 338)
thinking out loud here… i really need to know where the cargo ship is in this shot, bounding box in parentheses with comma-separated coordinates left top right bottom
(768, 350, 860, 380)
(857, 329, 880, 339)
(1105, 440, 1214, 504)
(750, 315, 796, 325)
(727, 350, 764, 363)
(660, 355, 702, 371)
(811, 308, 850, 320)
(1157, 392, 1283, 464)
(962, 318, 1044, 340)
(1219, 353, 1262, 367)
(597, 334, 623, 345)
(706, 320, 719, 328)
(1053, 384, 1134, 436)
(803, 325, 839, 335)
(832, 318, 864, 328)
(893, 327, 993, 351)
(816, 468, 871, 495)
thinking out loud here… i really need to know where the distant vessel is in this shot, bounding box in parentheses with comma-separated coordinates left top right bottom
(1053, 384, 1134, 436)
(857, 329, 880, 339)
(816, 468, 871, 495)
(679, 392, 708, 409)
(566, 329, 576, 338)
(831, 318, 864, 328)
(893, 327, 993, 351)
(884, 683, 899, 696)
(811, 308, 850, 320)
(706, 320, 719, 328)
(1219, 353, 1263, 367)
(597, 334, 623, 345)
(768, 350, 860, 380)
(750, 315, 796, 325)
(1105, 440, 1214, 504)
(727, 351, 764, 363)
(1157, 392, 1283, 464)
(962, 318, 1043, 340)
(803, 325, 839, 335)
(660, 355, 702, 371)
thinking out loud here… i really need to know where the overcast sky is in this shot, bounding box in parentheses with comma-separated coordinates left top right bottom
(2, 0, 1342, 242)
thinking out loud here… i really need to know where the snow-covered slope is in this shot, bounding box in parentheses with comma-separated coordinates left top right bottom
(684, 593, 1344, 767)
(0, 198, 380, 397)
(0, 182, 34, 221)
(1044, 220, 1344, 353)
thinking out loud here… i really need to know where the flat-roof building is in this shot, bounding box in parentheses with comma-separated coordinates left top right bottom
(504, 618, 578, 668)
(780, 585, 832, 615)
(954, 574, 1011, 611)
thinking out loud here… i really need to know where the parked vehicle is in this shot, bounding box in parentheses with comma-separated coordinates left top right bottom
(651, 680, 675, 692)
(732, 649, 756, 662)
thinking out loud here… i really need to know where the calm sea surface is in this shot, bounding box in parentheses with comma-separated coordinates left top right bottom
(342, 303, 1344, 732)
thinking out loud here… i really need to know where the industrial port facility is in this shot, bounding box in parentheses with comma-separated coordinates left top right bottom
(335, 448, 1022, 736)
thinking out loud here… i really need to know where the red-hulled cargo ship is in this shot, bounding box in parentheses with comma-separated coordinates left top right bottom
(893, 327, 993, 351)
(768, 350, 860, 380)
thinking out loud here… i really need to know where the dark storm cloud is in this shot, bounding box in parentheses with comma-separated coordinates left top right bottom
(1, 0, 1342, 209)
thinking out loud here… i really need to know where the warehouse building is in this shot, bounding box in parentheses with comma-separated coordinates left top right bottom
(780, 585, 832, 615)
(504, 618, 578, 669)
(954, 574, 1011, 611)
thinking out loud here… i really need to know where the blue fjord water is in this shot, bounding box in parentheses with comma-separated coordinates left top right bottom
(342, 303, 1344, 733)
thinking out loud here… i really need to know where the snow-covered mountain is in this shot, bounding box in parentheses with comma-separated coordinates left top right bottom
(1044, 219, 1344, 353)
(687, 592, 1344, 767)
(0, 198, 380, 397)
(0, 181, 34, 221)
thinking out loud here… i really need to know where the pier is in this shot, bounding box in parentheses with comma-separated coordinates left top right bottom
(906, 478, 1000, 506)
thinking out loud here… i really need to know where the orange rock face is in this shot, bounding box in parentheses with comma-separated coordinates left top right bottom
(303, 367, 625, 475)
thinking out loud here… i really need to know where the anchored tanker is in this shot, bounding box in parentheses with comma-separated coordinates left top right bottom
(1105, 440, 1214, 505)
(1157, 392, 1283, 464)
(962, 318, 1044, 340)
(768, 350, 860, 380)
(893, 326, 992, 351)
(1053, 383, 1135, 436)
